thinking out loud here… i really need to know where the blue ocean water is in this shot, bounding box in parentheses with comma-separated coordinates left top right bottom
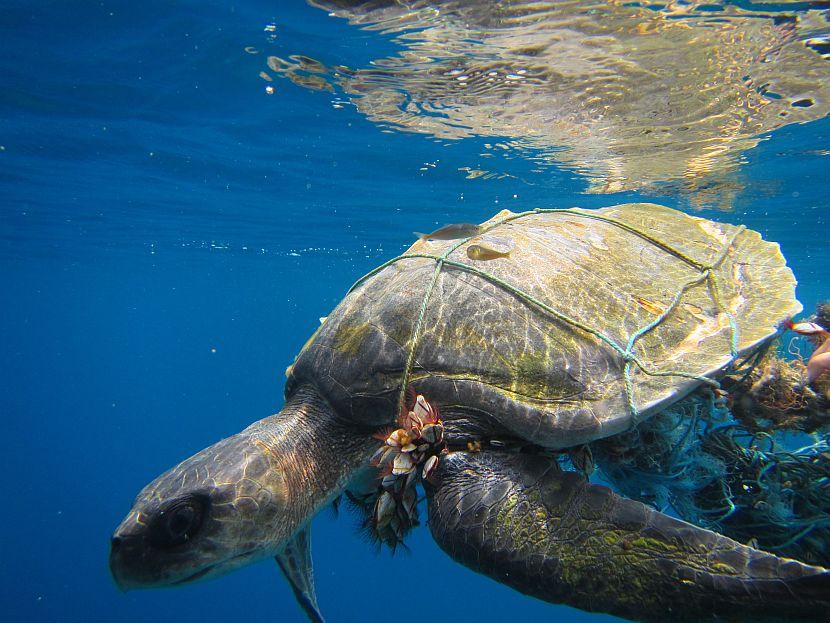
(1, 1, 828, 622)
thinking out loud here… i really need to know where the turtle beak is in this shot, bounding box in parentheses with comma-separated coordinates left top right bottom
(109, 514, 163, 591)
(108, 513, 224, 590)
(109, 534, 133, 592)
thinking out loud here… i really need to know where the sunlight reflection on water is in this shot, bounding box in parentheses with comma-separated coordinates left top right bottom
(255, 0, 830, 208)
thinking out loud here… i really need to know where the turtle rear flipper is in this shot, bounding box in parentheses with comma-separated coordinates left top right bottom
(428, 451, 830, 623)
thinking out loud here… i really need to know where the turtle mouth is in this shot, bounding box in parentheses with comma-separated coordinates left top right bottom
(111, 539, 259, 590)
(170, 550, 257, 586)
(171, 566, 214, 585)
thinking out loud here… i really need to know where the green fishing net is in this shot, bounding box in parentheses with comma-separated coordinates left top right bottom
(593, 349, 830, 567)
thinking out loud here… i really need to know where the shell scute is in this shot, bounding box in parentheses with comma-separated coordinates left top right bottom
(291, 204, 800, 448)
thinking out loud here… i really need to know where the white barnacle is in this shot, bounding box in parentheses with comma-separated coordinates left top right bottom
(420, 423, 443, 445)
(413, 394, 434, 421)
(422, 455, 439, 483)
(372, 446, 398, 469)
(392, 452, 415, 475)
(374, 491, 395, 528)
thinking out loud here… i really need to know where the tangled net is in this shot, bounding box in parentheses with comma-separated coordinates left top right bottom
(593, 323, 830, 566)
(694, 427, 830, 567)
(726, 351, 830, 433)
(592, 391, 730, 514)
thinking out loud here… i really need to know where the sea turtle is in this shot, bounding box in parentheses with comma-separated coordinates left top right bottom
(110, 203, 830, 623)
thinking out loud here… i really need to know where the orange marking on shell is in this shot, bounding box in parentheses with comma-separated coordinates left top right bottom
(636, 297, 665, 316)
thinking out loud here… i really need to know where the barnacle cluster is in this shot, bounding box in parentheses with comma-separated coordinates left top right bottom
(366, 392, 446, 548)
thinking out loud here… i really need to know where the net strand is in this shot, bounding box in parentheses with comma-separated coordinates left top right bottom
(345, 208, 744, 418)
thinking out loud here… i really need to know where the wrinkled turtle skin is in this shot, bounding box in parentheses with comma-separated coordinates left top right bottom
(112, 204, 830, 623)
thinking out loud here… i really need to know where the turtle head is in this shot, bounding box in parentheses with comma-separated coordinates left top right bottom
(110, 385, 375, 590)
(109, 421, 294, 589)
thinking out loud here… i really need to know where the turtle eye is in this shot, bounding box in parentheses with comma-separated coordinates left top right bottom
(148, 495, 208, 549)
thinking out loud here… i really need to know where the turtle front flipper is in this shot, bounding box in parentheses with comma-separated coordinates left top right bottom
(276, 526, 324, 623)
(428, 451, 830, 623)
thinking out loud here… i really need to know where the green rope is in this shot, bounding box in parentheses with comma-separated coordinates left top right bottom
(346, 208, 707, 295)
(346, 208, 745, 419)
(404, 254, 638, 360)
(396, 259, 444, 414)
(704, 227, 744, 361)
(403, 252, 728, 396)
(621, 271, 712, 419)
(392, 224, 496, 412)
(534, 208, 708, 270)
(690, 426, 830, 563)
(620, 224, 744, 417)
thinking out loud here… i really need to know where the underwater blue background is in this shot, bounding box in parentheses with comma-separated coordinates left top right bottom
(1, 1, 827, 622)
